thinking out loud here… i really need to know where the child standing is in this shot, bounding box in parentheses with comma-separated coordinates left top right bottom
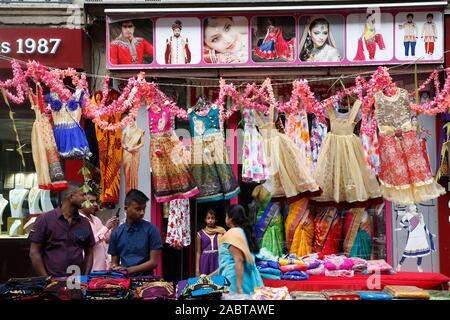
(195, 209, 226, 276)
(421, 13, 438, 55)
(398, 13, 418, 57)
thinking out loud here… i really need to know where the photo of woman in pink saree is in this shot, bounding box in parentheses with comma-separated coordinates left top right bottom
(253, 17, 296, 62)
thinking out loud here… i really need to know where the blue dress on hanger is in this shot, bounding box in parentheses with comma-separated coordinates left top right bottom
(46, 89, 92, 159)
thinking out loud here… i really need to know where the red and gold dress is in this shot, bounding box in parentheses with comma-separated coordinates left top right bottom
(374, 88, 445, 205)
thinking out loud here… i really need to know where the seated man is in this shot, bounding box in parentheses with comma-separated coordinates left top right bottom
(29, 182, 95, 277)
(108, 189, 163, 275)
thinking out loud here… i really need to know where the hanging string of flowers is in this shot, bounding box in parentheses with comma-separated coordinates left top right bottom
(1, 60, 450, 133)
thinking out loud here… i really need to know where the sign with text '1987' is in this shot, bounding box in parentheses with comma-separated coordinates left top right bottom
(0, 28, 90, 69)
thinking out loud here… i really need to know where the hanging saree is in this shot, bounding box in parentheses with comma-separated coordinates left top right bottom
(343, 208, 372, 260)
(254, 194, 284, 258)
(313, 207, 342, 255)
(92, 91, 122, 206)
(285, 198, 314, 257)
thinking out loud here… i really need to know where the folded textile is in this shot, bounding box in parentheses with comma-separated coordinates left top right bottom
(321, 289, 361, 300)
(256, 261, 281, 270)
(324, 255, 354, 271)
(88, 270, 128, 280)
(252, 286, 291, 300)
(256, 248, 280, 262)
(86, 277, 131, 300)
(350, 258, 368, 272)
(221, 292, 253, 300)
(130, 276, 162, 289)
(258, 267, 282, 276)
(325, 269, 354, 277)
(280, 264, 308, 273)
(304, 260, 321, 270)
(0, 276, 51, 300)
(279, 258, 305, 266)
(357, 291, 393, 300)
(307, 264, 325, 275)
(427, 290, 450, 300)
(179, 275, 229, 300)
(366, 260, 392, 273)
(260, 273, 281, 280)
(280, 273, 309, 281)
(290, 291, 327, 300)
(41, 279, 86, 300)
(384, 286, 430, 299)
(134, 281, 175, 300)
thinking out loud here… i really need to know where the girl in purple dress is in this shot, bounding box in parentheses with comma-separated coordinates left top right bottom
(195, 209, 226, 276)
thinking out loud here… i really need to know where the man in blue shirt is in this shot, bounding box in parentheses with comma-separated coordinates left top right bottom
(108, 189, 163, 275)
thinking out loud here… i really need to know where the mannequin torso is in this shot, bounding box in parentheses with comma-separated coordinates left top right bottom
(40, 190, 54, 212)
(28, 186, 43, 215)
(9, 185, 29, 218)
(0, 194, 8, 226)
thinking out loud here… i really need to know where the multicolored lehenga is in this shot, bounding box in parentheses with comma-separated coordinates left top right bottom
(374, 88, 445, 205)
(30, 85, 67, 191)
(149, 104, 199, 203)
(189, 105, 239, 202)
(46, 89, 91, 159)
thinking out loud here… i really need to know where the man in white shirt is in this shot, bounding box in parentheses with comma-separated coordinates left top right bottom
(421, 13, 438, 55)
(164, 20, 192, 64)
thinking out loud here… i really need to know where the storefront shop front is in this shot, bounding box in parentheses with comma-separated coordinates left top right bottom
(0, 0, 449, 301)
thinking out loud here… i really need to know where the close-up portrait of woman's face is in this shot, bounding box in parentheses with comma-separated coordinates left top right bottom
(310, 21, 329, 48)
(204, 17, 242, 53)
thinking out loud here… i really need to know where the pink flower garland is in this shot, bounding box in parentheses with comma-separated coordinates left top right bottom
(0, 60, 28, 104)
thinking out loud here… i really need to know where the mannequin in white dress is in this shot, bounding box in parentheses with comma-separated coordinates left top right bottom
(40, 190, 54, 212)
(0, 194, 8, 227)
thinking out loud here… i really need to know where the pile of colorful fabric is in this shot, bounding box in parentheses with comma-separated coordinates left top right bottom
(85, 271, 131, 300)
(252, 286, 292, 300)
(278, 256, 309, 280)
(365, 259, 393, 274)
(256, 260, 282, 280)
(356, 291, 393, 300)
(0, 276, 51, 301)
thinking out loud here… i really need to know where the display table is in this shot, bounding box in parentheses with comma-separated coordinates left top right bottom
(263, 272, 450, 291)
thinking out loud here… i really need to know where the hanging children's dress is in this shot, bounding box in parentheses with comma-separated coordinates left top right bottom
(313, 100, 382, 207)
(374, 88, 445, 204)
(310, 116, 328, 170)
(166, 199, 191, 248)
(242, 108, 268, 183)
(30, 85, 67, 191)
(46, 89, 92, 159)
(189, 104, 240, 202)
(149, 104, 199, 203)
(286, 109, 313, 172)
(253, 105, 321, 203)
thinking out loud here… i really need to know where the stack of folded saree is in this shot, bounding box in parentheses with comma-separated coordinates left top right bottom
(365, 259, 393, 274)
(256, 260, 282, 280)
(321, 289, 361, 300)
(384, 286, 430, 300)
(86, 271, 130, 300)
(0, 276, 51, 301)
(357, 291, 393, 300)
(278, 254, 309, 280)
(41, 277, 87, 300)
(290, 291, 327, 300)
